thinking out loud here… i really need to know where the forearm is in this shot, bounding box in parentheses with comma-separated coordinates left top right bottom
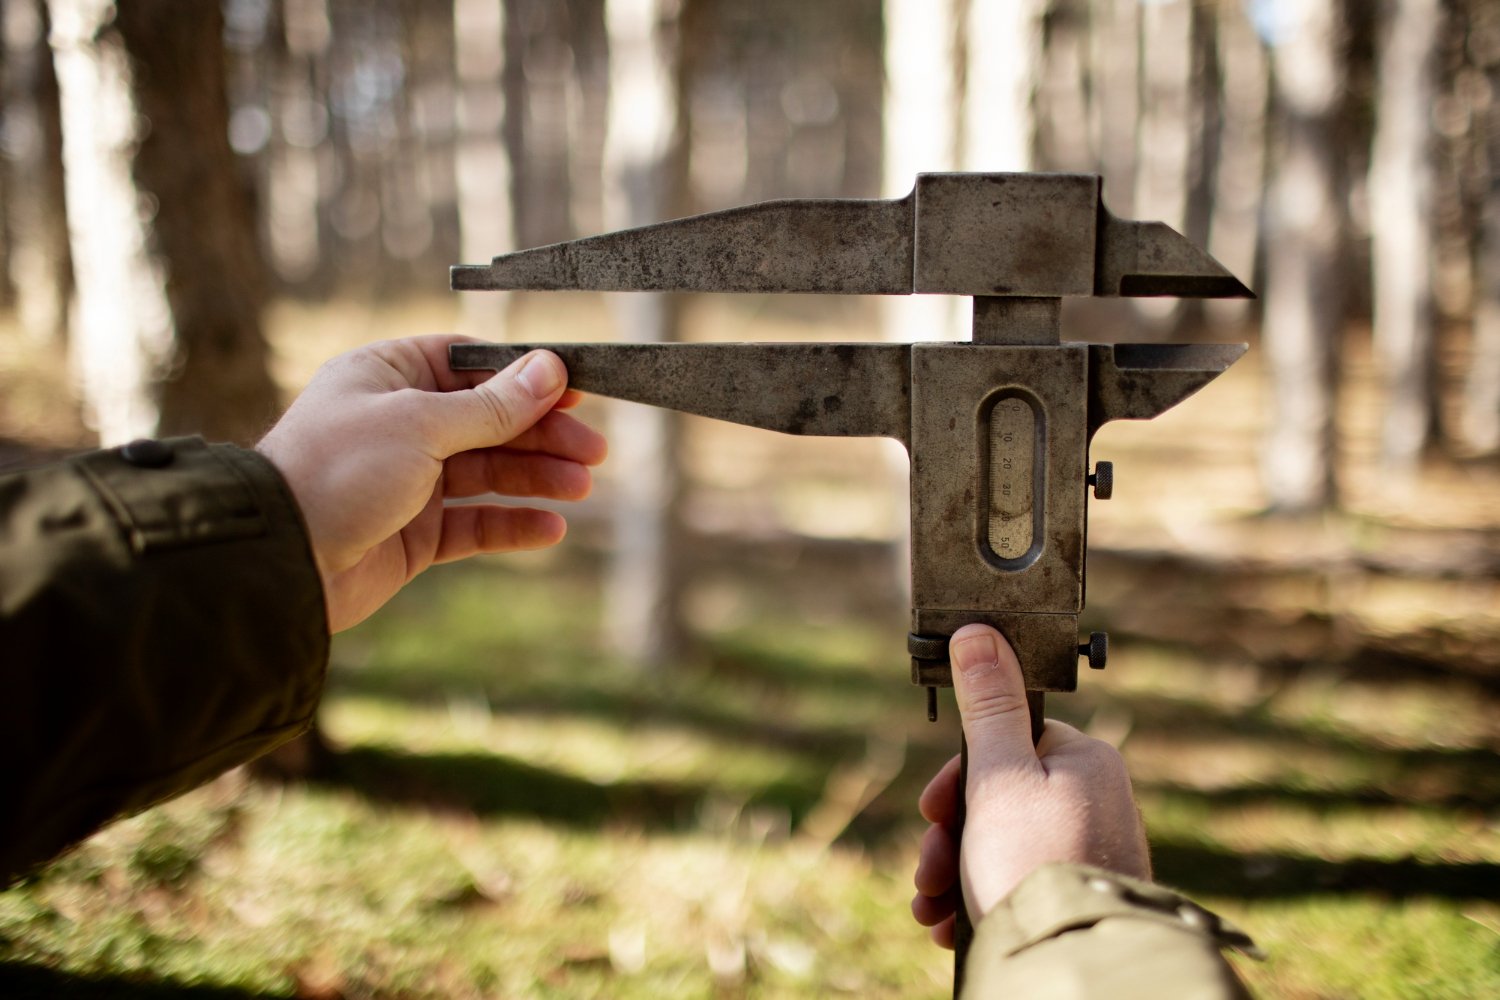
(0, 438, 329, 882)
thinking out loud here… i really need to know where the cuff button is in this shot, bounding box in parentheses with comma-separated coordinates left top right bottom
(1177, 904, 1215, 931)
(120, 438, 175, 468)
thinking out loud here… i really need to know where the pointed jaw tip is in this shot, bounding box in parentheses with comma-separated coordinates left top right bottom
(1117, 273, 1255, 299)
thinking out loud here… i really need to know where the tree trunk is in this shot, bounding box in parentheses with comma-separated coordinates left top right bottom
(1034, 0, 1092, 173)
(1371, 0, 1443, 474)
(1132, 0, 1193, 333)
(1462, 5, 1500, 455)
(602, 0, 690, 667)
(49, 0, 279, 446)
(884, 0, 960, 348)
(453, 0, 515, 337)
(3, 0, 71, 344)
(1260, 0, 1346, 511)
(1206, 0, 1268, 331)
(1089, 0, 1140, 219)
(960, 0, 1042, 174)
(265, 0, 331, 292)
(567, 0, 610, 238)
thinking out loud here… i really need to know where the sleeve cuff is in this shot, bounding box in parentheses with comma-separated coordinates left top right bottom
(972, 863, 1262, 961)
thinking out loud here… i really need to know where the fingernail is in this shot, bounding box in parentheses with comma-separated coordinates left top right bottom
(515, 352, 563, 399)
(953, 632, 1000, 678)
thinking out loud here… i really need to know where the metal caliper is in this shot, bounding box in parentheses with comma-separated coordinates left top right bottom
(448, 172, 1250, 985)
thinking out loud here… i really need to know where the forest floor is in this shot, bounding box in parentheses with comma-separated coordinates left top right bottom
(0, 296, 1496, 998)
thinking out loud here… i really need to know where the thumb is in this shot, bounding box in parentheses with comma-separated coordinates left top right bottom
(430, 350, 568, 456)
(950, 624, 1038, 771)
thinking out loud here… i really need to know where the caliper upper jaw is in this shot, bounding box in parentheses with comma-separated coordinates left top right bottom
(1094, 204, 1254, 300)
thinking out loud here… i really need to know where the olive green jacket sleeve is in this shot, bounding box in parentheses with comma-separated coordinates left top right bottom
(1, 437, 329, 883)
(962, 863, 1259, 999)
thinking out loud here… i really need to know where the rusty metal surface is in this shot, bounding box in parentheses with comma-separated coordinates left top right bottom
(450, 172, 1249, 694)
(452, 196, 913, 294)
(1087, 343, 1249, 435)
(913, 173, 1099, 296)
(450, 342, 913, 442)
(453, 172, 1254, 302)
(1094, 209, 1253, 298)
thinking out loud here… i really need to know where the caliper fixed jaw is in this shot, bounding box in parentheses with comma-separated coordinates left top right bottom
(451, 172, 1254, 303)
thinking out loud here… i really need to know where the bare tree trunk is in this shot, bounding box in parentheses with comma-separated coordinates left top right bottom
(1463, 3, 1500, 455)
(3, 0, 71, 344)
(961, 0, 1042, 174)
(1261, 0, 1346, 511)
(884, 0, 960, 348)
(1206, 0, 1267, 331)
(453, 0, 514, 336)
(264, 0, 332, 291)
(1371, 0, 1443, 474)
(1034, 0, 1092, 173)
(1132, 0, 1193, 333)
(567, 0, 610, 238)
(49, 0, 279, 446)
(602, 0, 690, 667)
(1089, 0, 1139, 219)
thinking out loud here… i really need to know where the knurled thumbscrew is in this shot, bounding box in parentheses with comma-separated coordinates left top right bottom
(1078, 631, 1108, 670)
(1088, 461, 1113, 500)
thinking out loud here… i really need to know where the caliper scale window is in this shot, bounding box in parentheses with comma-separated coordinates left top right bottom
(986, 395, 1041, 563)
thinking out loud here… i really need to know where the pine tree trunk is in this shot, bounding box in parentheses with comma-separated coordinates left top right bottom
(1260, 1, 1346, 511)
(884, 0, 960, 348)
(452, 0, 514, 336)
(1089, 0, 1139, 219)
(1206, 1, 1267, 331)
(961, 0, 1042, 174)
(1132, 0, 1193, 333)
(265, 0, 331, 291)
(3, 0, 71, 344)
(49, 0, 279, 446)
(567, 0, 610, 238)
(1371, 0, 1443, 473)
(1462, 11, 1500, 456)
(602, 0, 690, 667)
(1035, 0, 1092, 173)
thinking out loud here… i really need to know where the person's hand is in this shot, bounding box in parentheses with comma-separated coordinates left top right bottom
(256, 336, 606, 633)
(910, 624, 1150, 948)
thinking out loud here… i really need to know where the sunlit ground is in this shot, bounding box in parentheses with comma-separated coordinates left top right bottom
(0, 298, 1496, 997)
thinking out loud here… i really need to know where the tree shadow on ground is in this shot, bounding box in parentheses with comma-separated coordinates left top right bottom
(1152, 838, 1500, 901)
(1138, 777, 1499, 811)
(0, 962, 278, 1000)
(315, 743, 825, 831)
(327, 669, 881, 760)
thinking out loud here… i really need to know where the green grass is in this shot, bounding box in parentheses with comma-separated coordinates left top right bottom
(2, 555, 1496, 998)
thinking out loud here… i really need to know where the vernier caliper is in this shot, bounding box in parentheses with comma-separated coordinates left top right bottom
(448, 172, 1249, 981)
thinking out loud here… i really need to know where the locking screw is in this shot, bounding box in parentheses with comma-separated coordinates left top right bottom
(1088, 461, 1113, 500)
(1078, 631, 1108, 670)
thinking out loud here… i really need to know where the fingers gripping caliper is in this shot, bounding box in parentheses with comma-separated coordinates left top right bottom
(449, 173, 1249, 981)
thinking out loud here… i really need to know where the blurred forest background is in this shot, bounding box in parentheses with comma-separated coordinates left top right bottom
(0, 0, 1497, 997)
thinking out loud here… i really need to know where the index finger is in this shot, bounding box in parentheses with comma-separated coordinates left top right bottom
(918, 753, 962, 827)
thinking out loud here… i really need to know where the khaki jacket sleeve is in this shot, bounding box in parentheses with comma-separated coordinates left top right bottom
(0, 437, 329, 883)
(961, 864, 1259, 999)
